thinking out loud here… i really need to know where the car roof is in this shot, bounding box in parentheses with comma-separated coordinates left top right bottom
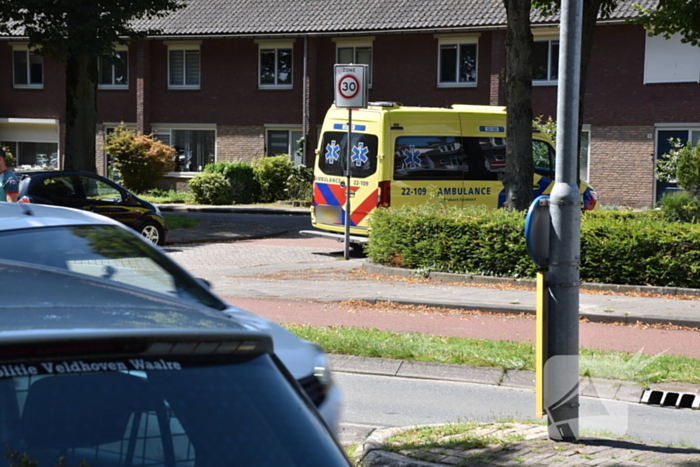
(0, 202, 119, 230)
(0, 259, 271, 351)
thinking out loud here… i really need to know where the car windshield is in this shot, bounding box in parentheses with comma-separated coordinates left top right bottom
(0, 225, 223, 310)
(0, 353, 348, 466)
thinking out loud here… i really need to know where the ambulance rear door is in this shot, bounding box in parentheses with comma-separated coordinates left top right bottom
(314, 116, 381, 235)
(390, 111, 466, 208)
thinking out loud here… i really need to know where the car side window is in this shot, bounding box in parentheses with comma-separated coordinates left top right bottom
(81, 176, 122, 203)
(42, 176, 79, 199)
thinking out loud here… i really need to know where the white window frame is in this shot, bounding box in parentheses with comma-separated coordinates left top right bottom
(532, 29, 560, 86)
(98, 45, 129, 90)
(264, 125, 304, 165)
(165, 41, 202, 90)
(580, 125, 591, 182)
(435, 34, 479, 88)
(151, 124, 217, 174)
(333, 37, 374, 87)
(256, 39, 295, 90)
(10, 43, 43, 89)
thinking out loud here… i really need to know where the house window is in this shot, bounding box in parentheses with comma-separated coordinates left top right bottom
(266, 128, 303, 165)
(257, 40, 294, 89)
(98, 50, 128, 88)
(533, 39, 559, 84)
(153, 128, 215, 172)
(644, 33, 700, 84)
(435, 35, 479, 87)
(1, 141, 58, 168)
(166, 41, 201, 89)
(334, 37, 374, 86)
(12, 48, 43, 88)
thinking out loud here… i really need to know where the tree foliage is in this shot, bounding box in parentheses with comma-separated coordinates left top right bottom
(633, 0, 700, 46)
(0, 0, 184, 172)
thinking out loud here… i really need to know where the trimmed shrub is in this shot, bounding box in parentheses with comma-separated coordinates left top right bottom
(254, 155, 293, 203)
(285, 165, 313, 202)
(658, 191, 700, 223)
(367, 205, 700, 288)
(188, 172, 232, 205)
(104, 125, 176, 193)
(204, 162, 259, 204)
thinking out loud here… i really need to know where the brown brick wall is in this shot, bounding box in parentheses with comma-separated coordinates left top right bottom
(216, 125, 265, 163)
(589, 125, 655, 208)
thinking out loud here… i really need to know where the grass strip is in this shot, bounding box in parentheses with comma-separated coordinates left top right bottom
(284, 324, 700, 384)
(163, 214, 200, 229)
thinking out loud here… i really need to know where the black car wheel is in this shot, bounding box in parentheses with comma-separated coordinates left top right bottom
(138, 221, 164, 245)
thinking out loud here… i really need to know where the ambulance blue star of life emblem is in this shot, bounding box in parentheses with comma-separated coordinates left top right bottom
(325, 140, 340, 164)
(403, 145, 422, 169)
(351, 143, 369, 166)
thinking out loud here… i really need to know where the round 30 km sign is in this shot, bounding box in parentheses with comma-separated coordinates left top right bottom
(334, 64, 368, 108)
(338, 74, 360, 99)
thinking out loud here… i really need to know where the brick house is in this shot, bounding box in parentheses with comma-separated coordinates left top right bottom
(0, 0, 696, 207)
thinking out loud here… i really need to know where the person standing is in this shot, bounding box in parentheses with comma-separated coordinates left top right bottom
(0, 148, 19, 202)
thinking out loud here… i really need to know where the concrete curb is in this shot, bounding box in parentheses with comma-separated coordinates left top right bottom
(362, 261, 700, 298)
(361, 262, 700, 328)
(157, 204, 310, 216)
(329, 355, 650, 405)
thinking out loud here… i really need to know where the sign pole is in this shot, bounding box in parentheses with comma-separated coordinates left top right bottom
(546, 0, 583, 441)
(334, 64, 368, 261)
(344, 109, 352, 260)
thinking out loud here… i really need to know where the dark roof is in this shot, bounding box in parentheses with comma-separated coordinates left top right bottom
(133, 0, 658, 37)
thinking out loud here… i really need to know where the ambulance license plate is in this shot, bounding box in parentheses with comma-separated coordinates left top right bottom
(316, 205, 342, 225)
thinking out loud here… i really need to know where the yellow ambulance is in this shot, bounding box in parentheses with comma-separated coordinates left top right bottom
(307, 102, 597, 242)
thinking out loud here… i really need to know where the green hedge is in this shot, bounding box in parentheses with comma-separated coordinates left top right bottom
(366, 206, 700, 288)
(204, 162, 259, 204)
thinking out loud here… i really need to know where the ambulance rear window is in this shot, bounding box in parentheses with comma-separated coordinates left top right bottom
(318, 132, 378, 178)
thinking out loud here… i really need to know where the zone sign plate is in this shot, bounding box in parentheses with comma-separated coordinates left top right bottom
(334, 64, 368, 109)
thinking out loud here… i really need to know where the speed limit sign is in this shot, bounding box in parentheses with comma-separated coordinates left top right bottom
(334, 64, 368, 108)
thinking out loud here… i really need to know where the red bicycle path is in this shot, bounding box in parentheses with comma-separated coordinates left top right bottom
(223, 295, 700, 360)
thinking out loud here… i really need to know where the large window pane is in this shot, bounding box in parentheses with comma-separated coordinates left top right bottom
(169, 50, 184, 86)
(458, 44, 477, 82)
(260, 50, 275, 85)
(114, 51, 128, 85)
(172, 130, 215, 172)
(9, 142, 59, 168)
(29, 52, 43, 85)
(440, 45, 457, 83)
(338, 47, 354, 64)
(13, 51, 28, 85)
(267, 131, 290, 157)
(550, 41, 560, 80)
(277, 49, 292, 85)
(533, 42, 549, 80)
(185, 50, 200, 86)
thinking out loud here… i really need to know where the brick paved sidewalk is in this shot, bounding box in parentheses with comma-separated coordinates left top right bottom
(358, 422, 700, 466)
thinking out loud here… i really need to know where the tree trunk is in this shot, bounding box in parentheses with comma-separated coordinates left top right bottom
(576, 0, 605, 184)
(64, 52, 98, 173)
(503, 0, 534, 211)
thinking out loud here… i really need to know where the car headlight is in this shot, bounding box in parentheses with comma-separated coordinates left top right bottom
(312, 344, 334, 392)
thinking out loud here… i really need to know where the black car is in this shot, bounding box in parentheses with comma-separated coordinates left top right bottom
(17, 170, 168, 245)
(0, 259, 351, 467)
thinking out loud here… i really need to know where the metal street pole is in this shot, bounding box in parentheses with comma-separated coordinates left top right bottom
(545, 0, 583, 442)
(344, 110, 352, 260)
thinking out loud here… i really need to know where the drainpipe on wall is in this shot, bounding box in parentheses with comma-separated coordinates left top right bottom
(302, 36, 308, 166)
